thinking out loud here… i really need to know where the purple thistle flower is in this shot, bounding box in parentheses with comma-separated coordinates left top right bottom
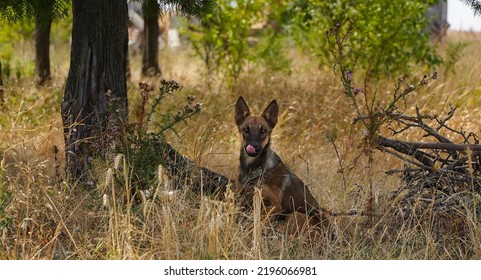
(345, 70, 352, 81)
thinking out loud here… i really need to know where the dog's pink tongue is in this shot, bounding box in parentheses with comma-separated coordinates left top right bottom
(246, 144, 256, 154)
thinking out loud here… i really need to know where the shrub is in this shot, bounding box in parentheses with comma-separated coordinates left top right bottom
(185, 0, 290, 84)
(116, 80, 201, 191)
(291, 0, 442, 78)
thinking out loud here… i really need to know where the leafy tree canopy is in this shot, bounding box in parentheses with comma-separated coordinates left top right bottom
(137, 0, 217, 19)
(290, 0, 441, 78)
(0, 0, 69, 26)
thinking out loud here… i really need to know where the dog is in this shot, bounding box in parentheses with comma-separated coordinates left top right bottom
(234, 96, 330, 230)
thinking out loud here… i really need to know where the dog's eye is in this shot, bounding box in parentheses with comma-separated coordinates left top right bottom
(260, 128, 266, 135)
(243, 127, 249, 133)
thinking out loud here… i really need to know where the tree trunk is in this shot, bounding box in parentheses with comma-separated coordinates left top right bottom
(62, 0, 128, 183)
(35, 12, 52, 86)
(426, 0, 448, 42)
(142, 0, 161, 76)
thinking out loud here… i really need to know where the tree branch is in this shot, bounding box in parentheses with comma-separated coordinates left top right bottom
(378, 136, 481, 151)
(376, 135, 435, 168)
(157, 140, 234, 196)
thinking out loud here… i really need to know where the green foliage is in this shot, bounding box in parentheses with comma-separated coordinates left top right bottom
(0, 0, 69, 26)
(161, 0, 217, 18)
(327, 20, 438, 139)
(119, 80, 201, 189)
(0, 190, 12, 231)
(0, 19, 34, 43)
(291, 0, 441, 78)
(50, 8, 72, 44)
(0, 20, 35, 80)
(443, 41, 469, 77)
(140, 0, 217, 19)
(186, 0, 441, 82)
(186, 0, 263, 81)
(0, 151, 12, 233)
(254, 29, 292, 75)
(143, 0, 161, 19)
(185, 0, 289, 83)
(0, 1, 72, 80)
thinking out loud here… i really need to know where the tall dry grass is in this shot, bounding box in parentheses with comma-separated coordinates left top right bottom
(1, 31, 481, 259)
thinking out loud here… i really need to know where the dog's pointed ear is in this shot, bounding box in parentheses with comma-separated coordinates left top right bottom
(262, 100, 278, 129)
(235, 96, 251, 126)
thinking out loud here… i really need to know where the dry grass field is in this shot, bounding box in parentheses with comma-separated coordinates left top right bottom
(1, 30, 481, 260)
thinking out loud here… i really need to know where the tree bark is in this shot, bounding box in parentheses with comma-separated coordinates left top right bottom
(35, 11, 52, 86)
(141, 0, 161, 76)
(62, 0, 128, 183)
(426, 0, 448, 42)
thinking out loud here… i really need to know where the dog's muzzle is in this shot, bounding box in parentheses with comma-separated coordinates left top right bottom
(245, 144, 260, 157)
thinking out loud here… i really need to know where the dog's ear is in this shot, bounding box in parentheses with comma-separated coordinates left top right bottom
(235, 96, 251, 126)
(262, 100, 278, 129)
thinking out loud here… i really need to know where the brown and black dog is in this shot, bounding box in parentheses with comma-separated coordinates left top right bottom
(234, 96, 330, 230)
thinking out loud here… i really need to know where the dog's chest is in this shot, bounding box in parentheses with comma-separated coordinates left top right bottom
(238, 163, 289, 212)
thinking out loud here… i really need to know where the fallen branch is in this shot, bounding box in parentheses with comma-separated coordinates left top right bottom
(376, 135, 436, 168)
(378, 136, 481, 151)
(156, 139, 234, 196)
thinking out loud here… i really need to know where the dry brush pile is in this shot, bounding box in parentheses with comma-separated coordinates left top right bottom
(327, 22, 481, 253)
